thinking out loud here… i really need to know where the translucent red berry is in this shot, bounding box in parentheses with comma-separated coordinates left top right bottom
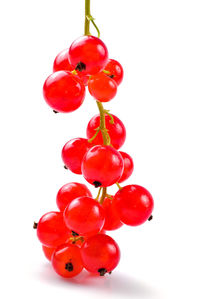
(53, 49, 89, 85)
(37, 211, 70, 247)
(63, 196, 105, 236)
(68, 36, 108, 75)
(52, 243, 83, 278)
(113, 185, 154, 226)
(43, 71, 85, 113)
(86, 114, 126, 149)
(81, 234, 120, 275)
(56, 182, 92, 211)
(42, 245, 55, 261)
(102, 196, 123, 231)
(88, 73, 117, 102)
(118, 151, 134, 183)
(82, 145, 124, 187)
(104, 59, 124, 85)
(62, 138, 91, 174)
(53, 49, 73, 72)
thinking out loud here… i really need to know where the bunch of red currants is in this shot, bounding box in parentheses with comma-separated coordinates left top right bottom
(35, 35, 154, 278)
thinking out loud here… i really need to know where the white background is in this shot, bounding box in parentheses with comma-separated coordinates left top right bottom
(0, 0, 200, 298)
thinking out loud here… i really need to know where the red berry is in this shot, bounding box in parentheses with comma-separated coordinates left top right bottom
(43, 71, 85, 113)
(42, 245, 55, 261)
(56, 182, 92, 211)
(88, 73, 117, 102)
(53, 49, 73, 72)
(118, 151, 134, 183)
(53, 49, 89, 85)
(102, 197, 123, 231)
(52, 243, 83, 278)
(81, 234, 120, 275)
(104, 59, 124, 85)
(62, 138, 91, 174)
(86, 114, 126, 149)
(37, 211, 70, 247)
(68, 36, 108, 75)
(63, 196, 105, 236)
(113, 185, 154, 226)
(82, 145, 124, 187)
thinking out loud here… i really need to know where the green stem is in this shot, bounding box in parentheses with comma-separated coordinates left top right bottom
(116, 182, 122, 190)
(99, 187, 107, 204)
(85, 0, 91, 35)
(85, 0, 107, 204)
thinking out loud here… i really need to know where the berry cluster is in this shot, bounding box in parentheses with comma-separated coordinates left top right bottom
(35, 34, 154, 279)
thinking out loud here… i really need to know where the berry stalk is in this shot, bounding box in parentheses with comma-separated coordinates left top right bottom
(84, 0, 110, 203)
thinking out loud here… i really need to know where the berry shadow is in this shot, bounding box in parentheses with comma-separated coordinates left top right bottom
(37, 263, 159, 299)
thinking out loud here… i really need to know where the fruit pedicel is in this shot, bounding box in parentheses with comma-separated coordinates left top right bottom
(34, 0, 154, 278)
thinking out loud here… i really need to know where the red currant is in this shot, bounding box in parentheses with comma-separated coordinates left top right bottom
(113, 185, 154, 226)
(62, 138, 91, 174)
(81, 234, 120, 275)
(68, 36, 108, 75)
(43, 71, 85, 113)
(102, 196, 123, 231)
(86, 114, 126, 149)
(118, 151, 134, 183)
(88, 73, 117, 102)
(82, 145, 124, 187)
(104, 59, 124, 85)
(53, 49, 73, 72)
(52, 243, 83, 278)
(42, 245, 55, 261)
(56, 182, 92, 211)
(53, 49, 89, 85)
(37, 211, 70, 247)
(63, 196, 105, 236)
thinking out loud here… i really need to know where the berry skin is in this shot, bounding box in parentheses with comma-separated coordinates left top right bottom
(68, 36, 108, 75)
(53, 49, 89, 85)
(81, 234, 120, 275)
(42, 245, 56, 261)
(104, 59, 124, 85)
(62, 138, 91, 174)
(88, 73, 117, 102)
(52, 243, 83, 278)
(53, 49, 73, 72)
(82, 145, 124, 187)
(86, 114, 126, 149)
(102, 197, 123, 231)
(63, 196, 105, 236)
(118, 151, 134, 183)
(56, 182, 92, 211)
(37, 212, 70, 247)
(113, 185, 154, 226)
(43, 71, 85, 113)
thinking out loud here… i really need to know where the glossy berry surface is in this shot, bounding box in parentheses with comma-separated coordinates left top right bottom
(81, 234, 120, 275)
(86, 114, 126, 149)
(88, 73, 117, 102)
(64, 196, 105, 236)
(102, 197, 123, 231)
(52, 243, 83, 278)
(104, 59, 124, 85)
(114, 185, 154, 226)
(53, 49, 89, 85)
(82, 145, 124, 187)
(42, 245, 56, 261)
(118, 151, 134, 183)
(43, 71, 85, 113)
(68, 36, 108, 75)
(53, 49, 73, 72)
(56, 182, 92, 211)
(62, 138, 91, 174)
(37, 212, 70, 247)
